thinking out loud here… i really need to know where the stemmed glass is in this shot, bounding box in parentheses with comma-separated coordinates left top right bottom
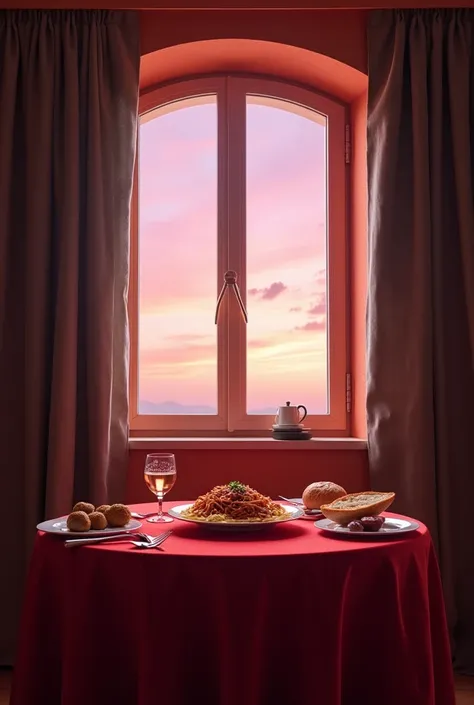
(143, 453, 177, 523)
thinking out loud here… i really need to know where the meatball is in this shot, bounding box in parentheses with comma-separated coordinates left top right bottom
(67, 511, 91, 532)
(89, 511, 108, 530)
(360, 516, 385, 532)
(96, 504, 111, 515)
(105, 504, 131, 528)
(72, 502, 95, 515)
(348, 520, 364, 532)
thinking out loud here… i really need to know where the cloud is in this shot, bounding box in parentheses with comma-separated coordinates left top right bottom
(138, 210, 217, 313)
(308, 303, 326, 316)
(295, 320, 326, 332)
(140, 343, 216, 368)
(307, 294, 326, 317)
(249, 282, 287, 301)
(315, 268, 326, 286)
(165, 333, 212, 343)
(139, 399, 216, 414)
(249, 243, 325, 275)
(248, 339, 270, 349)
(289, 306, 302, 313)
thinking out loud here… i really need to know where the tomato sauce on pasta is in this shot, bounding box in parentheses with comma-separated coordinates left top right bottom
(182, 481, 290, 523)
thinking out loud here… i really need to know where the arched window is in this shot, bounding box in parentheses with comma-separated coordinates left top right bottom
(130, 76, 348, 435)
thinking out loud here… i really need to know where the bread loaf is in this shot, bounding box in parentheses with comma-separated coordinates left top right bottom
(320, 491, 395, 524)
(302, 482, 347, 509)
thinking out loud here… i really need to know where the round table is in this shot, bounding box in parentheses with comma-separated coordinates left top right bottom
(11, 502, 455, 705)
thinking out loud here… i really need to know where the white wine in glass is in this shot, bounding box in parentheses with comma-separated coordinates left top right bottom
(144, 453, 177, 523)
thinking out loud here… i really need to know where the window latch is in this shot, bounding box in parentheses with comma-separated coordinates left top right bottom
(215, 270, 248, 324)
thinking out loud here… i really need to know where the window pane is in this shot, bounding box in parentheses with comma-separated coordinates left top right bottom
(138, 97, 218, 414)
(246, 96, 328, 415)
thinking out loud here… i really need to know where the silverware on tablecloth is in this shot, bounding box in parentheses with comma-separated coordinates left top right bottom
(151, 530, 172, 549)
(131, 530, 172, 550)
(65, 532, 161, 548)
(278, 495, 302, 505)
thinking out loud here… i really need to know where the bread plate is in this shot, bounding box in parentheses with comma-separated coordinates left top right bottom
(287, 497, 322, 519)
(37, 517, 142, 538)
(320, 491, 395, 524)
(315, 517, 419, 538)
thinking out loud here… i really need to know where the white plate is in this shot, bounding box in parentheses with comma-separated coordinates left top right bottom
(37, 517, 142, 538)
(287, 498, 322, 519)
(168, 502, 304, 531)
(315, 517, 419, 538)
(272, 424, 304, 430)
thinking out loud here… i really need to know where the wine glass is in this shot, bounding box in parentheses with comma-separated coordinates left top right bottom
(144, 453, 177, 523)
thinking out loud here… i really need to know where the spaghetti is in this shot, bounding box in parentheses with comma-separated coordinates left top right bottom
(182, 481, 291, 523)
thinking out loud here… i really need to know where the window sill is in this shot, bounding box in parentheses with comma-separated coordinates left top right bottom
(129, 437, 367, 451)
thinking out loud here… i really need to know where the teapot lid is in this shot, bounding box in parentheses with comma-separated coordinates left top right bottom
(285, 401, 291, 406)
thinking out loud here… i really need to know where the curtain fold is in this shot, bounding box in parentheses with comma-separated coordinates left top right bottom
(367, 9, 474, 674)
(0, 10, 139, 664)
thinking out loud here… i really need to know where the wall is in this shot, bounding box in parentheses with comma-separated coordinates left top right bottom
(140, 10, 367, 74)
(350, 91, 368, 439)
(127, 448, 369, 502)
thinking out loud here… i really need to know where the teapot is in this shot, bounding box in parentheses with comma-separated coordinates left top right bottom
(275, 401, 308, 426)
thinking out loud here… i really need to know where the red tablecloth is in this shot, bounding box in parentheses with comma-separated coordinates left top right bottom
(11, 503, 455, 705)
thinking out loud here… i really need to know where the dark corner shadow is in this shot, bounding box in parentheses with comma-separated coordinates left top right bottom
(170, 521, 308, 542)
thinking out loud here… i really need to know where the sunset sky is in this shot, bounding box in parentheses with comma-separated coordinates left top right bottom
(138, 94, 328, 415)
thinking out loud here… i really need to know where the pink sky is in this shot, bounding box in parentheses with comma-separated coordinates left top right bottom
(138, 95, 328, 415)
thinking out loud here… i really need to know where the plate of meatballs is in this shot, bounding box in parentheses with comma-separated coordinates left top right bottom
(37, 502, 142, 537)
(314, 489, 418, 538)
(314, 516, 419, 538)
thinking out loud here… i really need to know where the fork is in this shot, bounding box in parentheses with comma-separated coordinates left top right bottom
(65, 531, 170, 548)
(131, 530, 172, 550)
(278, 495, 303, 506)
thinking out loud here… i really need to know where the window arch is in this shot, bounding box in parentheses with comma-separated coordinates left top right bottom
(130, 75, 348, 435)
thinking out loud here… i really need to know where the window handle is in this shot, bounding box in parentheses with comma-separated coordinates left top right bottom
(215, 270, 248, 324)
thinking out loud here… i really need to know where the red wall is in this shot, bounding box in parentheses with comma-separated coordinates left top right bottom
(140, 10, 368, 74)
(127, 448, 369, 503)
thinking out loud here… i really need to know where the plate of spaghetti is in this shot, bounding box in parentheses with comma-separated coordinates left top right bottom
(168, 481, 304, 531)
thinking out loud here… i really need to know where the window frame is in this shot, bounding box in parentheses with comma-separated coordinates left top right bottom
(130, 74, 349, 436)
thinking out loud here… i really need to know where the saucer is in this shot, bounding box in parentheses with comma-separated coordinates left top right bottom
(272, 423, 304, 431)
(272, 430, 312, 441)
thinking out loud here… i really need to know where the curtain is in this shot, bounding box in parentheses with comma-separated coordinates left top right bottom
(0, 10, 139, 664)
(367, 9, 474, 674)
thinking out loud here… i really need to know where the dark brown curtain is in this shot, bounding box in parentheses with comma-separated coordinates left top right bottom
(0, 10, 139, 664)
(368, 9, 474, 674)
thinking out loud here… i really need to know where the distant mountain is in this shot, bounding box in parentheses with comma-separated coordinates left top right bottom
(139, 400, 322, 415)
(139, 400, 217, 415)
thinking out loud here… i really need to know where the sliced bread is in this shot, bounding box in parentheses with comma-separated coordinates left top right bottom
(320, 491, 395, 525)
